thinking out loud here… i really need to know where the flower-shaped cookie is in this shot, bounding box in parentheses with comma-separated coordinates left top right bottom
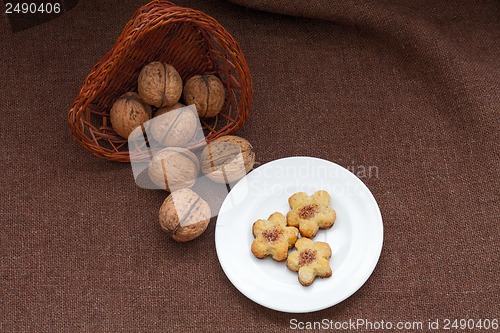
(286, 237, 332, 286)
(251, 212, 299, 262)
(286, 190, 336, 238)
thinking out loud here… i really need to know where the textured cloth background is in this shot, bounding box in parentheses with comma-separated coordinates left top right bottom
(1, 0, 499, 332)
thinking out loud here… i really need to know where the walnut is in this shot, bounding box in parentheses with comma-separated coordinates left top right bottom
(159, 188, 211, 242)
(150, 104, 198, 148)
(138, 62, 182, 108)
(147, 147, 200, 191)
(183, 75, 225, 118)
(110, 92, 152, 138)
(154, 102, 185, 117)
(199, 135, 255, 183)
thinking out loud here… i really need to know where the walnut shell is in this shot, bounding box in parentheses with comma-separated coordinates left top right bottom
(150, 104, 198, 148)
(159, 188, 211, 242)
(138, 62, 182, 108)
(110, 92, 152, 138)
(183, 75, 225, 118)
(154, 102, 185, 117)
(148, 147, 200, 191)
(200, 135, 255, 183)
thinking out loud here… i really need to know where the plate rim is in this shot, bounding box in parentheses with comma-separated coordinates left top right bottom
(215, 156, 384, 313)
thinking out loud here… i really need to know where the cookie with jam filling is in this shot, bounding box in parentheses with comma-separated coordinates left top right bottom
(286, 237, 332, 286)
(286, 190, 336, 238)
(251, 212, 299, 262)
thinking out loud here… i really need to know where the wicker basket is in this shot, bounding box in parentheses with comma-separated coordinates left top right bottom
(68, 0, 253, 162)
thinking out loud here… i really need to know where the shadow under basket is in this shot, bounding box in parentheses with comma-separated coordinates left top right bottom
(68, 0, 253, 162)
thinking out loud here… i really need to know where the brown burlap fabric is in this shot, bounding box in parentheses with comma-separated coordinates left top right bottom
(1, 0, 498, 332)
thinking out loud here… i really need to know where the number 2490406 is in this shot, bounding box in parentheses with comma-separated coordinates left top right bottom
(443, 318, 498, 330)
(5, 3, 61, 14)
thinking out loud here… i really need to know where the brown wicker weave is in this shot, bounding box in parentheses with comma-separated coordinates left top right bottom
(68, 0, 253, 162)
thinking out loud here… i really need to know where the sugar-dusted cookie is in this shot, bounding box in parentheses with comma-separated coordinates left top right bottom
(286, 237, 332, 286)
(251, 212, 299, 262)
(286, 190, 336, 238)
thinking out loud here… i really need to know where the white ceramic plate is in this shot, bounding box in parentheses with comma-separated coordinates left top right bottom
(215, 157, 383, 313)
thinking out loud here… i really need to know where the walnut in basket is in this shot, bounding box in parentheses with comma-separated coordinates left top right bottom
(109, 92, 152, 139)
(138, 61, 183, 108)
(183, 75, 225, 118)
(154, 102, 185, 117)
(150, 104, 198, 148)
(147, 147, 200, 192)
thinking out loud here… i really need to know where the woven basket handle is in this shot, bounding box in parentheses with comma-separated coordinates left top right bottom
(139, 0, 177, 14)
(71, 1, 180, 110)
(151, 0, 175, 5)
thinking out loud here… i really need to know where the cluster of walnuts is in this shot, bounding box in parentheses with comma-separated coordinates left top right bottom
(108, 62, 255, 243)
(110, 61, 226, 139)
(152, 134, 255, 242)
